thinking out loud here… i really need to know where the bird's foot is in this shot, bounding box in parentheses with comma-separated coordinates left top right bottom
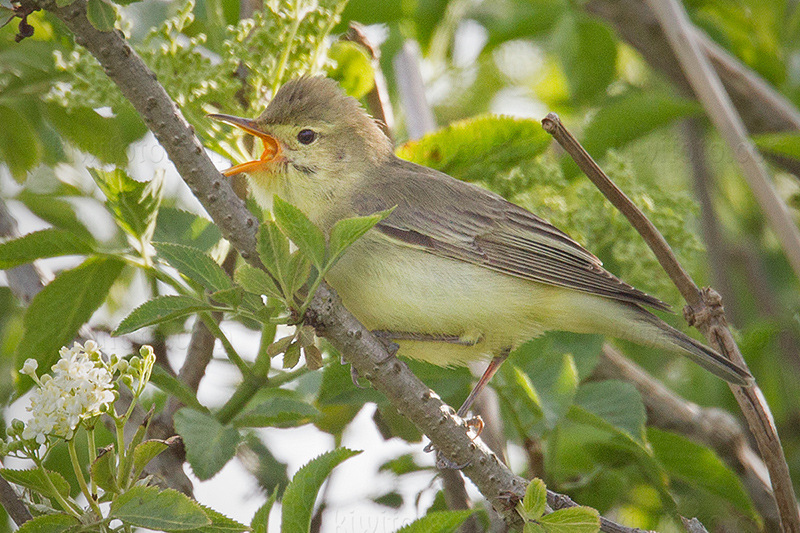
(371, 330, 400, 359)
(423, 415, 483, 470)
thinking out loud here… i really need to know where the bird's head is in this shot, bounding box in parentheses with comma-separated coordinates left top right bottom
(209, 77, 392, 213)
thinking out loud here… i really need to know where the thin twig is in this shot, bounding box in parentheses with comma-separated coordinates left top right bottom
(542, 112, 799, 532)
(17, 2, 686, 530)
(0, 459, 32, 526)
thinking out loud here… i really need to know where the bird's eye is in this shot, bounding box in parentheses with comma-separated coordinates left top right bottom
(297, 129, 317, 145)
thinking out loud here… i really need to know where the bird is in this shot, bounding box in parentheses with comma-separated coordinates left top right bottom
(208, 76, 752, 420)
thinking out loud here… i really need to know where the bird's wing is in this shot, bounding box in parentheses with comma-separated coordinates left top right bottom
(351, 157, 670, 312)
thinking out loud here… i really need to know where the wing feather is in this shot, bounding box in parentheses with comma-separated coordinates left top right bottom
(351, 157, 670, 312)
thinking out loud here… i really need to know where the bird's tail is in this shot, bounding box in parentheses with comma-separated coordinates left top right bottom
(634, 308, 753, 386)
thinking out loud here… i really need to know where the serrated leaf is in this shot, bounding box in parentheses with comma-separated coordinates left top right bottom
(15, 513, 81, 533)
(0, 105, 42, 180)
(524, 522, 547, 533)
(114, 295, 211, 335)
(154, 242, 232, 293)
(211, 287, 244, 308)
(519, 478, 546, 521)
(149, 365, 207, 412)
(282, 341, 301, 369)
(251, 490, 278, 533)
(537, 507, 600, 533)
(287, 251, 311, 297)
(281, 448, 361, 533)
(395, 510, 475, 533)
(0, 228, 94, 269)
(272, 196, 326, 269)
(90, 168, 163, 244)
(235, 263, 283, 300)
(132, 440, 170, 480)
(257, 221, 292, 297)
(233, 389, 319, 428)
(572, 381, 646, 443)
(396, 116, 550, 184)
(0, 468, 71, 500)
(110, 485, 210, 531)
(648, 428, 756, 518)
(91, 446, 118, 493)
(194, 503, 249, 533)
(174, 408, 240, 480)
(86, 0, 116, 31)
(327, 208, 394, 266)
(16, 257, 124, 391)
(153, 207, 222, 252)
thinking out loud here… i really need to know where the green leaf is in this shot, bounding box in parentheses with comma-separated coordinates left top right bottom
(552, 14, 615, 103)
(753, 131, 800, 161)
(153, 207, 222, 252)
(16, 257, 124, 389)
(15, 192, 93, 241)
(235, 263, 283, 301)
(110, 485, 210, 531)
(90, 168, 163, 244)
(648, 428, 757, 518)
(282, 340, 301, 369)
(327, 208, 394, 267)
(174, 408, 240, 480)
(114, 295, 211, 335)
(519, 478, 547, 522)
(572, 381, 646, 443)
(194, 503, 249, 533)
(395, 510, 475, 533)
(281, 448, 362, 533)
(537, 507, 600, 533)
(0, 229, 94, 269)
(524, 523, 547, 533)
(149, 365, 207, 412)
(251, 490, 279, 533)
(287, 252, 312, 297)
(91, 446, 118, 493)
(132, 439, 170, 479)
(512, 341, 579, 429)
(257, 221, 292, 297)
(86, 0, 116, 31)
(0, 105, 42, 180)
(272, 196, 326, 269)
(154, 242, 232, 293)
(0, 468, 71, 501)
(327, 41, 375, 99)
(232, 389, 320, 428)
(15, 513, 81, 533)
(396, 116, 551, 184)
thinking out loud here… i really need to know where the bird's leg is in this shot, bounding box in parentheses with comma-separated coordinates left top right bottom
(425, 347, 511, 470)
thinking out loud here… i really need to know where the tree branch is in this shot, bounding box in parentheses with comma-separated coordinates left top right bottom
(542, 112, 799, 532)
(19, 1, 658, 530)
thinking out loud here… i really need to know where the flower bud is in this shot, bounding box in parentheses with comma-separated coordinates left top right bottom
(11, 419, 24, 435)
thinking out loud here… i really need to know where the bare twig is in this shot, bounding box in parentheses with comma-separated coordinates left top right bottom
(585, 0, 800, 177)
(393, 40, 437, 140)
(343, 23, 395, 140)
(645, 0, 800, 284)
(16, 2, 664, 530)
(0, 460, 32, 526)
(542, 112, 799, 532)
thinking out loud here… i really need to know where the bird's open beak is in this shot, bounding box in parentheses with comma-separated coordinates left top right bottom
(207, 113, 282, 177)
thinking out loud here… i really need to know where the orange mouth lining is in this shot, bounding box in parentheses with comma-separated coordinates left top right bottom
(207, 113, 282, 177)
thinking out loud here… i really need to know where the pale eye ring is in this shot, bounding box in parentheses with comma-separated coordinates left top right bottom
(297, 129, 317, 145)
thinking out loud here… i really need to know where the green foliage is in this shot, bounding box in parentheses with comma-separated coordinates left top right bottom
(16, 257, 125, 389)
(14, 513, 80, 533)
(109, 485, 211, 530)
(153, 242, 232, 293)
(280, 448, 361, 533)
(394, 510, 475, 533)
(174, 408, 241, 480)
(114, 295, 212, 335)
(0, 229, 93, 269)
(0, 468, 71, 501)
(518, 478, 600, 533)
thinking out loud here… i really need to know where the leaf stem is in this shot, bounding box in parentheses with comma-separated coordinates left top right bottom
(32, 459, 82, 517)
(68, 438, 103, 517)
(198, 311, 251, 375)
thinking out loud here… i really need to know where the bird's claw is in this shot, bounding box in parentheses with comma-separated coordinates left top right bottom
(371, 330, 400, 359)
(350, 364, 366, 388)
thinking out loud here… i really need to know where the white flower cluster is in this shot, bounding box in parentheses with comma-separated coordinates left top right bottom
(20, 341, 117, 444)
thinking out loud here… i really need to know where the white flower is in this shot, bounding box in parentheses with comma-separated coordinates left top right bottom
(20, 359, 38, 377)
(22, 342, 116, 444)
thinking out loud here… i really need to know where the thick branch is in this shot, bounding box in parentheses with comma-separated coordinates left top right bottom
(21, 1, 656, 530)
